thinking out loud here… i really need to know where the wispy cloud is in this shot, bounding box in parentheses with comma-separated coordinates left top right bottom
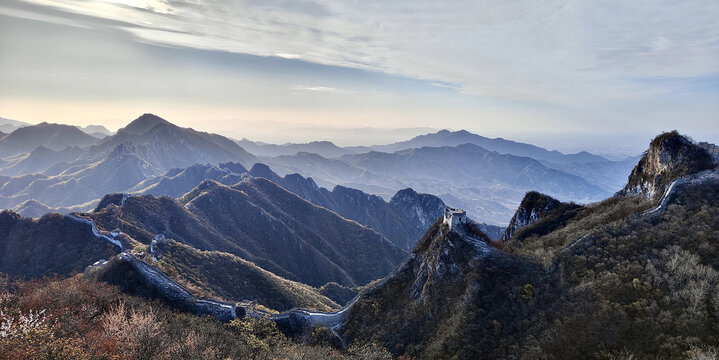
(4, 0, 719, 107)
(288, 85, 354, 94)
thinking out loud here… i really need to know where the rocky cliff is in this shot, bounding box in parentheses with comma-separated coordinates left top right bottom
(500, 191, 564, 241)
(620, 131, 718, 198)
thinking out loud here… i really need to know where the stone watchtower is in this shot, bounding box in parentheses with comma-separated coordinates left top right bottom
(443, 207, 467, 231)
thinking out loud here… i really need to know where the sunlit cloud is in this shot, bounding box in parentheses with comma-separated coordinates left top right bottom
(288, 85, 354, 94)
(0, 0, 717, 150)
(9, 0, 719, 106)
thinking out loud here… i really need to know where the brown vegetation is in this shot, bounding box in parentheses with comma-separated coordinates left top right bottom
(0, 274, 392, 359)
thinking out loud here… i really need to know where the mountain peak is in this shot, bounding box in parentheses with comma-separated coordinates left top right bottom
(621, 131, 718, 198)
(500, 191, 563, 241)
(391, 187, 419, 201)
(248, 163, 282, 183)
(219, 161, 248, 174)
(123, 113, 173, 134)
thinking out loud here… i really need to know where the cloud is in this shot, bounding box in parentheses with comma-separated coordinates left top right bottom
(288, 85, 354, 94)
(6, 0, 719, 107)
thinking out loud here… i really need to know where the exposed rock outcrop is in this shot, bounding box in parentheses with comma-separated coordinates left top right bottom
(620, 131, 718, 198)
(500, 191, 563, 241)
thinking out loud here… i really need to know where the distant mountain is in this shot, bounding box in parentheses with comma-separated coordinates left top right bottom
(0, 145, 85, 176)
(238, 139, 356, 158)
(10, 199, 54, 218)
(79, 124, 113, 138)
(0, 113, 257, 213)
(0, 117, 31, 134)
(264, 144, 607, 225)
(130, 163, 246, 198)
(0, 122, 99, 157)
(346, 144, 605, 216)
(358, 129, 608, 164)
(90, 178, 406, 287)
(0, 143, 161, 209)
(0, 150, 460, 246)
(0, 113, 257, 210)
(9, 199, 87, 218)
(264, 151, 405, 195)
(89, 113, 256, 171)
(540, 155, 640, 193)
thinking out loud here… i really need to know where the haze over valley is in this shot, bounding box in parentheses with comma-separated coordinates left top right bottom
(1, 1, 718, 359)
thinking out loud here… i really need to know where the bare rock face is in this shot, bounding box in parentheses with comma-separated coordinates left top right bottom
(500, 191, 562, 241)
(621, 131, 718, 198)
(391, 188, 447, 230)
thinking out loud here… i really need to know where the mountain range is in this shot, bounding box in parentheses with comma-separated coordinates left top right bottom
(334, 131, 719, 358)
(350, 129, 608, 163)
(240, 129, 639, 224)
(0, 113, 639, 226)
(263, 143, 614, 224)
(1, 128, 718, 358)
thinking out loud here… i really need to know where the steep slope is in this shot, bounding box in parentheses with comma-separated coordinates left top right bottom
(130, 163, 246, 198)
(89, 178, 406, 287)
(130, 161, 451, 249)
(249, 164, 450, 249)
(152, 239, 339, 312)
(0, 211, 122, 278)
(341, 213, 549, 359)
(621, 131, 718, 198)
(0, 122, 98, 156)
(196, 178, 406, 286)
(506, 166, 719, 359)
(388, 188, 452, 240)
(337, 133, 719, 359)
(89, 113, 256, 171)
(500, 191, 581, 242)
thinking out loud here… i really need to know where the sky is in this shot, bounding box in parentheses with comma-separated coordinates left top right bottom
(0, 0, 717, 155)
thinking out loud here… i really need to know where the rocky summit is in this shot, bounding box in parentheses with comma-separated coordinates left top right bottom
(621, 131, 719, 198)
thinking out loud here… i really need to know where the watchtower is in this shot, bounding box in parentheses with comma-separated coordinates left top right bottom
(443, 207, 467, 230)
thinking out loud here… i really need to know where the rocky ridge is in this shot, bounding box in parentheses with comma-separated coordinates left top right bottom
(621, 131, 718, 198)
